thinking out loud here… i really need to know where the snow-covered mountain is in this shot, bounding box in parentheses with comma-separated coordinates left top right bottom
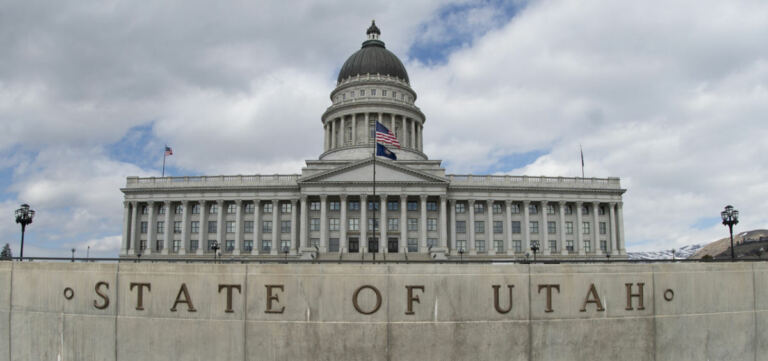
(628, 244, 703, 260)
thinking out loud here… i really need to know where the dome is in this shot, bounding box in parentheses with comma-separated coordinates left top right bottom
(337, 22, 409, 84)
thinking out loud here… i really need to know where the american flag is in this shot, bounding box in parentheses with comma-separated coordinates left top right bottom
(375, 122, 400, 148)
(164, 146, 173, 156)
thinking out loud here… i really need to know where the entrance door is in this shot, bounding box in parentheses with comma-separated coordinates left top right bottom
(368, 237, 379, 253)
(349, 237, 359, 253)
(388, 237, 398, 253)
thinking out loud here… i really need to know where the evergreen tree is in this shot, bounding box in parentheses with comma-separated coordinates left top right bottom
(0, 243, 11, 260)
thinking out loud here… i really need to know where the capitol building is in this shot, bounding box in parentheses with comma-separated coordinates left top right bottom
(120, 22, 627, 261)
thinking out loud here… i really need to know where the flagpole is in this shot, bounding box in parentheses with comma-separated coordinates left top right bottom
(372, 138, 376, 258)
(162, 151, 167, 177)
(580, 144, 585, 178)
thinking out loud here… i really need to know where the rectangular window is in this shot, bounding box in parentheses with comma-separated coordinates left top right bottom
(281, 203, 292, 213)
(225, 240, 234, 252)
(310, 202, 321, 211)
(566, 222, 574, 235)
(408, 218, 419, 231)
(549, 240, 557, 252)
(191, 204, 200, 214)
(172, 240, 180, 252)
(173, 221, 182, 234)
(371, 89, 377, 96)
(564, 205, 573, 215)
(456, 203, 466, 213)
(140, 221, 148, 234)
(566, 240, 574, 251)
(547, 204, 556, 215)
(141, 206, 148, 215)
(599, 206, 606, 215)
(456, 240, 467, 251)
(510, 203, 520, 214)
(427, 218, 437, 231)
(190, 240, 198, 251)
(209, 204, 218, 214)
(348, 201, 360, 211)
(368, 218, 379, 231)
(474, 202, 485, 214)
(208, 221, 217, 233)
(511, 221, 521, 234)
(367, 201, 379, 211)
(582, 206, 590, 215)
(191, 221, 199, 234)
(382, 90, 388, 97)
(513, 240, 522, 253)
(243, 240, 253, 252)
(281, 221, 291, 233)
(329, 201, 340, 211)
(329, 238, 339, 252)
(261, 240, 272, 252)
(583, 222, 591, 235)
(245, 203, 254, 214)
(310, 218, 320, 231)
(349, 218, 360, 231)
(139, 240, 147, 250)
(529, 221, 539, 234)
(359, 89, 365, 96)
(493, 221, 503, 234)
(456, 221, 466, 233)
(175, 205, 184, 214)
(407, 238, 418, 252)
(427, 238, 437, 248)
(528, 204, 538, 215)
(493, 203, 503, 214)
(600, 240, 607, 251)
(387, 201, 398, 211)
(426, 202, 438, 211)
(475, 221, 485, 234)
(226, 221, 235, 233)
(263, 203, 272, 213)
(548, 221, 556, 235)
(280, 240, 290, 252)
(156, 240, 163, 251)
(584, 240, 592, 252)
(156, 221, 164, 234)
(476, 240, 486, 252)
(158, 206, 166, 215)
(328, 218, 340, 231)
(407, 201, 418, 211)
(310, 238, 320, 248)
(226, 203, 237, 214)
(494, 240, 503, 252)
(244, 221, 253, 233)
(599, 222, 607, 235)
(262, 221, 272, 233)
(387, 218, 398, 231)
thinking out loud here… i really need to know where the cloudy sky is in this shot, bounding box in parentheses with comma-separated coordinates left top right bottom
(1, 0, 767, 257)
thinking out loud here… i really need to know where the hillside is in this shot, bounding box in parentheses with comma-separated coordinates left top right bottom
(690, 229, 768, 259)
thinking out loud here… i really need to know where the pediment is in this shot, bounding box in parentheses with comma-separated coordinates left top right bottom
(299, 159, 447, 184)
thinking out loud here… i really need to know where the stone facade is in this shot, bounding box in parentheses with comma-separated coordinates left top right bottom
(119, 24, 627, 260)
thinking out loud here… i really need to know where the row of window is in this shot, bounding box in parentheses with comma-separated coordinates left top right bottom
(455, 239, 610, 253)
(334, 88, 412, 103)
(455, 203, 607, 215)
(455, 221, 607, 235)
(140, 202, 290, 216)
(137, 239, 291, 253)
(141, 220, 292, 234)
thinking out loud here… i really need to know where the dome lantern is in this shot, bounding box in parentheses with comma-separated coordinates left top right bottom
(366, 20, 380, 40)
(336, 21, 409, 83)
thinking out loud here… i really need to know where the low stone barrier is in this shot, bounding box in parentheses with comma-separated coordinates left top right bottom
(0, 262, 765, 360)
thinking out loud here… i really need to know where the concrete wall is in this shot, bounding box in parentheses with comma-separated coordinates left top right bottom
(0, 262, 765, 360)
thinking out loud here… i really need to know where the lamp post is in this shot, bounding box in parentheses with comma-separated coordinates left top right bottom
(14, 204, 35, 259)
(70, 248, 76, 262)
(458, 247, 465, 264)
(671, 248, 676, 261)
(721, 205, 739, 261)
(282, 246, 290, 263)
(530, 241, 540, 262)
(210, 240, 220, 263)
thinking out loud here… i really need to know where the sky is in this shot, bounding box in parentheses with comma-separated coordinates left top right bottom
(1, 0, 767, 257)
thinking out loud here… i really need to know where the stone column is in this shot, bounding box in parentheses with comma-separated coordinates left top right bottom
(576, 202, 584, 256)
(129, 201, 138, 255)
(198, 201, 207, 256)
(365, 113, 370, 143)
(180, 201, 189, 255)
(419, 195, 427, 253)
(360, 194, 368, 253)
(449, 199, 456, 253)
(617, 202, 626, 255)
(252, 199, 260, 255)
(233, 200, 242, 255)
(379, 194, 387, 253)
(505, 200, 513, 255)
(593, 202, 601, 255)
(340, 116, 346, 145)
(122, 202, 130, 255)
(522, 200, 530, 255)
(409, 119, 415, 149)
(541, 201, 549, 256)
(559, 202, 568, 256)
(291, 198, 298, 254)
(340, 194, 348, 253)
(215, 200, 224, 254)
(352, 114, 357, 146)
(271, 200, 279, 255)
(486, 200, 493, 255)
(439, 196, 448, 249)
(330, 119, 335, 148)
(146, 201, 155, 255)
(299, 196, 308, 252)
(320, 195, 327, 252)
(400, 195, 408, 253)
(162, 201, 171, 254)
(610, 202, 617, 256)
(468, 200, 476, 255)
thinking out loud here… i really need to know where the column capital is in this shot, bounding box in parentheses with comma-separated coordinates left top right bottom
(180, 200, 188, 206)
(609, 201, 617, 206)
(124, 201, 131, 207)
(291, 198, 299, 205)
(439, 194, 447, 201)
(540, 200, 549, 205)
(401, 194, 408, 201)
(164, 200, 172, 205)
(449, 198, 456, 204)
(199, 200, 206, 205)
(522, 200, 530, 205)
(235, 199, 242, 205)
(617, 201, 623, 207)
(147, 200, 155, 205)
(320, 194, 328, 201)
(339, 194, 348, 200)
(300, 195, 308, 202)
(558, 200, 567, 206)
(216, 199, 224, 205)
(468, 199, 475, 205)
(419, 194, 428, 201)
(486, 199, 493, 205)
(504, 199, 512, 206)
(360, 194, 368, 201)
(575, 201, 583, 206)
